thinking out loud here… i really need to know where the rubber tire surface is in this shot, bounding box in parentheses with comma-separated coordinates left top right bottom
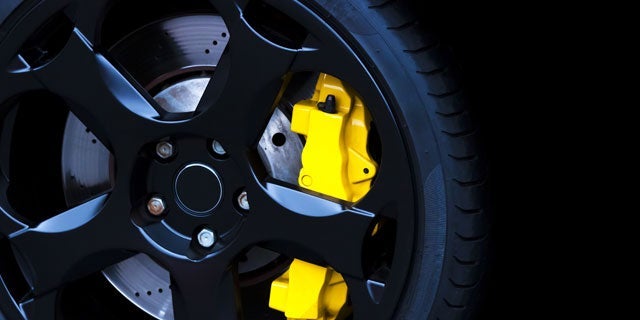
(0, 0, 489, 319)
(306, 1, 489, 319)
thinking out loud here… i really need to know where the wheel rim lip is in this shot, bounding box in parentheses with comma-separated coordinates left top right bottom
(0, 0, 420, 318)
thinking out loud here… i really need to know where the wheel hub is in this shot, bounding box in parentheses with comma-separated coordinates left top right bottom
(140, 136, 244, 257)
(174, 163, 223, 215)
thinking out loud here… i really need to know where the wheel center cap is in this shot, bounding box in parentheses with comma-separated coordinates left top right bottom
(174, 163, 223, 215)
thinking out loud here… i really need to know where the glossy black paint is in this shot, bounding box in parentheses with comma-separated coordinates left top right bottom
(0, 0, 418, 319)
(174, 164, 223, 215)
(0, 0, 21, 25)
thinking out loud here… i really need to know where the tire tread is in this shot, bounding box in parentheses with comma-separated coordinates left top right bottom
(363, 0, 489, 318)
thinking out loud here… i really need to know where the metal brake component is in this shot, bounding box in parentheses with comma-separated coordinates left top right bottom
(269, 73, 378, 319)
(269, 259, 349, 320)
(290, 73, 378, 203)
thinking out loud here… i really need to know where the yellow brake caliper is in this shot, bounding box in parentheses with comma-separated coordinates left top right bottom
(268, 73, 377, 320)
(291, 73, 377, 202)
(269, 260, 349, 320)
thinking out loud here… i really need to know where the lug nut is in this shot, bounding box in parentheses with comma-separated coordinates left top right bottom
(197, 228, 216, 248)
(147, 197, 166, 216)
(237, 191, 250, 210)
(211, 140, 226, 156)
(156, 141, 174, 159)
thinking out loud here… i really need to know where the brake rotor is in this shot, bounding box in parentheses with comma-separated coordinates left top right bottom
(61, 15, 303, 320)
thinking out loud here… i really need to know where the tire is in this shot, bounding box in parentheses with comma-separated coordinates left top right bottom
(0, 1, 489, 319)
(310, 1, 489, 319)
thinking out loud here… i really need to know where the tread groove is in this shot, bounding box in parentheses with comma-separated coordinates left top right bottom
(449, 277, 479, 289)
(441, 128, 476, 138)
(419, 66, 448, 77)
(455, 232, 488, 242)
(387, 19, 418, 31)
(453, 255, 479, 266)
(403, 43, 438, 53)
(448, 154, 478, 161)
(436, 110, 466, 118)
(417, 67, 446, 76)
(427, 87, 462, 98)
(444, 299, 465, 309)
(367, 0, 396, 9)
(452, 178, 485, 187)
(454, 205, 483, 215)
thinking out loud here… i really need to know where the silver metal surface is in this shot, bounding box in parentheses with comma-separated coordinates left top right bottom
(155, 78, 210, 113)
(109, 15, 230, 91)
(257, 108, 304, 185)
(147, 197, 166, 216)
(102, 254, 174, 320)
(237, 191, 250, 210)
(155, 141, 175, 159)
(197, 228, 216, 248)
(211, 139, 226, 155)
(61, 14, 302, 320)
(61, 114, 113, 207)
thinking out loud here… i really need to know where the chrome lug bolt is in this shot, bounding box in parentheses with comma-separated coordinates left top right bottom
(197, 228, 216, 248)
(156, 141, 174, 159)
(147, 197, 166, 216)
(212, 140, 226, 156)
(237, 191, 250, 210)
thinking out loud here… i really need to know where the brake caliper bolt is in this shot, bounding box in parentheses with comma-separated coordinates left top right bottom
(237, 191, 250, 210)
(212, 140, 226, 156)
(156, 141, 174, 159)
(147, 197, 166, 216)
(197, 228, 216, 248)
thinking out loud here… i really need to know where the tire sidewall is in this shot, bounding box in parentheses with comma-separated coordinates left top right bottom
(304, 1, 450, 319)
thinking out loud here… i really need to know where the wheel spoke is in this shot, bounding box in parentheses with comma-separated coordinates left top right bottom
(289, 42, 366, 89)
(281, 3, 375, 96)
(193, 9, 298, 149)
(169, 262, 241, 320)
(357, 161, 413, 217)
(7, 194, 137, 295)
(0, 0, 68, 64)
(69, 0, 111, 45)
(28, 29, 160, 152)
(18, 290, 58, 320)
(0, 67, 41, 105)
(0, 179, 27, 237)
(342, 276, 391, 320)
(0, 207, 25, 239)
(245, 180, 375, 278)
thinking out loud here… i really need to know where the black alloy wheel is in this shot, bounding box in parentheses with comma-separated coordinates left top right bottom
(0, 0, 489, 319)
